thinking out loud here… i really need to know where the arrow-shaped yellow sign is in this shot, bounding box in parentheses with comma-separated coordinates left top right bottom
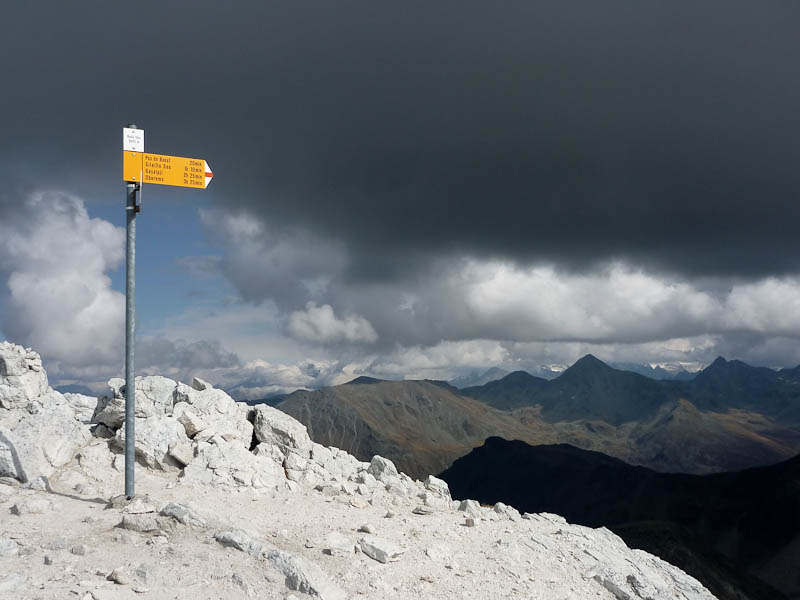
(123, 151, 213, 189)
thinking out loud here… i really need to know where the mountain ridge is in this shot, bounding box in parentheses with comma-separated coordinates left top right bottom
(277, 354, 800, 478)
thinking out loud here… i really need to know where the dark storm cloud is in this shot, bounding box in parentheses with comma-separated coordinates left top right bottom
(3, 1, 800, 278)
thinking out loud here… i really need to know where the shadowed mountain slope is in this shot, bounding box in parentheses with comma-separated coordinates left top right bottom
(462, 370, 549, 410)
(463, 354, 675, 424)
(465, 354, 800, 427)
(440, 437, 800, 600)
(682, 357, 800, 423)
(533, 354, 674, 424)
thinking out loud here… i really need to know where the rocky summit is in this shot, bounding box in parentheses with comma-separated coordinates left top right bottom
(0, 341, 717, 600)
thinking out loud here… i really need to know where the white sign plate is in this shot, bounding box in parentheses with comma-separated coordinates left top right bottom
(123, 127, 144, 152)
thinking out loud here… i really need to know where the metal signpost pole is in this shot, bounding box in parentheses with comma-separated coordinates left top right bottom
(124, 124, 139, 499)
(120, 123, 212, 498)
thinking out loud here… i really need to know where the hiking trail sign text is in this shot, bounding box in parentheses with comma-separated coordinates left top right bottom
(122, 128, 213, 189)
(124, 151, 214, 188)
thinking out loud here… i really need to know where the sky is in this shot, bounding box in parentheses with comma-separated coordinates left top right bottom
(1, 2, 800, 397)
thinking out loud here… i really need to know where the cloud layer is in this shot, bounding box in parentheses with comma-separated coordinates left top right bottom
(2, 2, 799, 279)
(2, 3, 800, 395)
(0, 191, 125, 371)
(288, 303, 378, 344)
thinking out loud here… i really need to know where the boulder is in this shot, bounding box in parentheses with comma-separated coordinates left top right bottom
(357, 534, 407, 563)
(0, 390, 91, 482)
(322, 531, 355, 556)
(367, 455, 398, 483)
(11, 497, 61, 515)
(192, 377, 211, 391)
(493, 502, 521, 521)
(160, 502, 207, 528)
(215, 529, 269, 557)
(310, 443, 365, 483)
(173, 388, 252, 447)
(423, 475, 451, 499)
(267, 548, 346, 600)
(112, 415, 190, 471)
(123, 496, 159, 514)
(119, 513, 165, 533)
(458, 499, 482, 518)
(181, 439, 285, 489)
(168, 441, 194, 467)
(135, 376, 177, 417)
(94, 376, 178, 429)
(92, 393, 125, 429)
(253, 405, 312, 458)
(172, 403, 209, 438)
(0, 343, 48, 410)
(62, 393, 100, 424)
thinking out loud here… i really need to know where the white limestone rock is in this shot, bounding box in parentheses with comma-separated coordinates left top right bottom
(216, 529, 345, 600)
(493, 502, 521, 521)
(94, 376, 177, 429)
(168, 441, 194, 467)
(172, 403, 209, 438)
(76, 439, 115, 473)
(419, 476, 452, 508)
(120, 513, 165, 533)
(458, 499, 482, 518)
(357, 534, 407, 563)
(0, 390, 91, 482)
(253, 404, 312, 458)
(62, 393, 100, 424)
(0, 342, 48, 410)
(267, 548, 346, 600)
(353, 470, 378, 487)
(11, 496, 61, 515)
(123, 495, 159, 514)
(322, 531, 355, 557)
(135, 376, 177, 417)
(173, 387, 252, 447)
(252, 442, 285, 463)
(112, 415, 190, 471)
(92, 396, 125, 429)
(181, 439, 285, 489)
(423, 474, 451, 499)
(215, 529, 269, 557)
(367, 455, 399, 483)
(160, 502, 207, 527)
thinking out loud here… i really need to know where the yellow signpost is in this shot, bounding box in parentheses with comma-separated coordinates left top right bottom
(120, 125, 213, 499)
(123, 150, 213, 189)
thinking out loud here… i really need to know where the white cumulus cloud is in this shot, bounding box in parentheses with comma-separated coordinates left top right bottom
(0, 191, 125, 371)
(288, 302, 378, 344)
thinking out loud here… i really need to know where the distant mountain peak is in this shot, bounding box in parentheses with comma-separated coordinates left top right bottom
(698, 357, 760, 378)
(346, 376, 385, 385)
(449, 367, 510, 389)
(503, 370, 538, 383)
(564, 354, 612, 374)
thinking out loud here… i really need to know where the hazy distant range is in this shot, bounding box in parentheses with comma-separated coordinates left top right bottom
(270, 354, 800, 479)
